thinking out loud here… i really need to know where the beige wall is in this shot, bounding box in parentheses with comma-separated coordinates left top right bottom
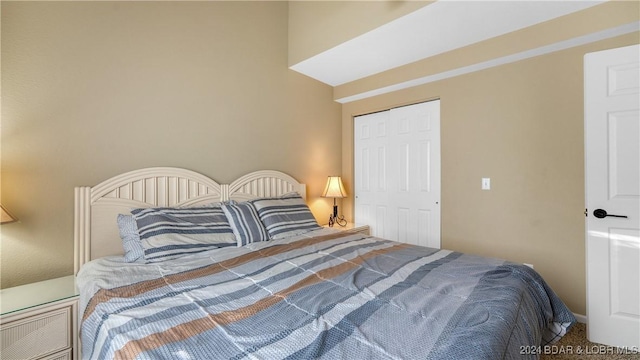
(0, 1, 341, 288)
(288, 0, 430, 65)
(342, 31, 640, 315)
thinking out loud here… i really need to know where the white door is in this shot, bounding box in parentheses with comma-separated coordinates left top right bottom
(354, 100, 441, 248)
(585, 44, 640, 348)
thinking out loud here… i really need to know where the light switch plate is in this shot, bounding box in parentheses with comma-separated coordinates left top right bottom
(482, 178, 491, 190)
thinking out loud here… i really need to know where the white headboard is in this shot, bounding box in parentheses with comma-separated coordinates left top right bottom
(74, 167, 306, 273)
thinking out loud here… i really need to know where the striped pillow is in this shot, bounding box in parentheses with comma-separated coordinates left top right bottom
(131, 206, 236, 262)
(250, 193, 321, 239)
(222, 202, 269, 247)
(117, 214, 144, 262)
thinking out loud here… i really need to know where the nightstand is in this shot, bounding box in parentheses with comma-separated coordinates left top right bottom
(0, 275, 79, 360)
(324, 223, 370, 236)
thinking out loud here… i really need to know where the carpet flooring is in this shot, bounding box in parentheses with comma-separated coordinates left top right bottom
(539, 323, 639, 359)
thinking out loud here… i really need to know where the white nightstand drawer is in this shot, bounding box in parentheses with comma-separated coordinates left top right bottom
(41, 348, 72, 360)
(1, 305, 72, 359)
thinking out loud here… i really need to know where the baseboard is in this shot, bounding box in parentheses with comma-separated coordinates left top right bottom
(573, 313, 587, 324)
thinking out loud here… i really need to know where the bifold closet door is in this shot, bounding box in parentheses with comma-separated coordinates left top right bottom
(354, 100, 441, 249)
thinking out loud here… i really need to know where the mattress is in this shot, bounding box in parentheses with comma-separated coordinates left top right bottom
(77, 229, 575, 360)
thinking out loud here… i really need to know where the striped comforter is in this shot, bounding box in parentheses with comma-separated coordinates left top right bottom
(77, 230, 575, 360)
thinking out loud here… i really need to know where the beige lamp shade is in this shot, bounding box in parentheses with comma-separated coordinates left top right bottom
(322, 176, 347, 198)
(0, 205, 18, 224)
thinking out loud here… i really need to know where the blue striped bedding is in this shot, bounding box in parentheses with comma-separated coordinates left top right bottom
(77, 229, 575, 360)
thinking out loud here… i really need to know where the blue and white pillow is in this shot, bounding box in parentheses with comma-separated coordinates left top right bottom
(250, 193, 321, 240)
(117, 214, 144, 262)
(131, 206, 236, 262)
(222, 202, 269, 247)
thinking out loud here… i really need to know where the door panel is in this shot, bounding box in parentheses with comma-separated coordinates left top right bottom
(355, 100, 441, 249)
(355, 110, 390, 239)
(585, 44, 640, 348)
(609, 228, 640, 318)
(608, 111, 639, 198)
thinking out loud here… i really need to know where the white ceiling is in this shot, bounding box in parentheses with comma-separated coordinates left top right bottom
(290, 0, 605, 87)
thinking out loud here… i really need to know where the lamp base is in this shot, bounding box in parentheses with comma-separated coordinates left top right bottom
(328, 200, 347, 227)
(330, 215, 347, 227)
(336, 215, 347, 227)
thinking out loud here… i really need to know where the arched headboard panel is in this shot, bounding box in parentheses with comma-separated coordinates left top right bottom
(74, 168, 306, 273)
(228, 170, 306, 202)
(90, 167, 223, 205)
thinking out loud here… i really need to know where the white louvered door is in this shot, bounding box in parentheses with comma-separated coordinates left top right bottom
(354, 100, 441, 248)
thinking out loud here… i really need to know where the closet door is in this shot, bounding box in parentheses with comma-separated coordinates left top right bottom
(354, 100, 441, 248)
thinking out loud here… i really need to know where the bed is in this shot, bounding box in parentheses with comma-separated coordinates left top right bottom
(74, 167, 576, 360)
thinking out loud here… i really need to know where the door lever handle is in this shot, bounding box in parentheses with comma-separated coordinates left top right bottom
(593, 209, 628, 219)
